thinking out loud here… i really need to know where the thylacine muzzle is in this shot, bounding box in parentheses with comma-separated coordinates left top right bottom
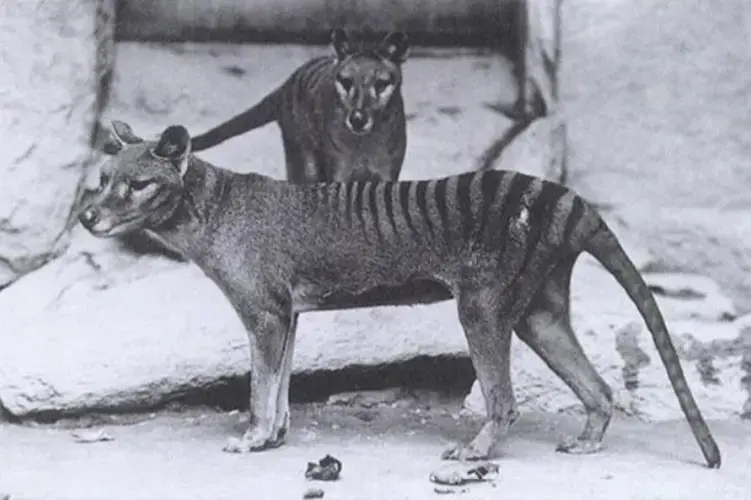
(79, 121, 722, 470)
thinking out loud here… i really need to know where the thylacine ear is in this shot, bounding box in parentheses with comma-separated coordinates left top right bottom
(151, 125, 192, 178)
(330, 28, 353, 61)
(377, 31, 410, 64)
(97, 120, 143, 155)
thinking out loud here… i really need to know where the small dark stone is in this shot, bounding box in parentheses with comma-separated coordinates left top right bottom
(305, 454, 343, 481)
(222, 65, 246, 77)
(303, 488, 324, 499)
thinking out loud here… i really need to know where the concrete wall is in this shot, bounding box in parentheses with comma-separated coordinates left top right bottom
(116, 0, 518, 48)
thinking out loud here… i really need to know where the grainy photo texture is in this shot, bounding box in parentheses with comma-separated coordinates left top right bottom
(0, 0, 749, 499)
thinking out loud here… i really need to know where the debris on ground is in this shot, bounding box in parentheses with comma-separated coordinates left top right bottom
(302, 487, 325, 499)
(433, 486, 468, 495)
(70, 429, 114, 444)
(428, 461, 499, 486)
(326, 388, 415, 408)
(305, 454, 343, 481)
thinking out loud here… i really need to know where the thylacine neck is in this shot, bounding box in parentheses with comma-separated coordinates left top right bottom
(145, 156, 242, 263)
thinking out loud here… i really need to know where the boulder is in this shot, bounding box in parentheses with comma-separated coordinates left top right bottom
(562, 0, 751, 313)
(0, 231, 469, 417)
(0, 0, 115, 288)
(614, 206, 751, 314)
(484, 114, 568, 183)
(463, 257, 748, 421)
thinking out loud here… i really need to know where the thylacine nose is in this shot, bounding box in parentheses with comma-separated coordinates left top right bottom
(78, 207, 100, 227)
(346, 110, 371, 133)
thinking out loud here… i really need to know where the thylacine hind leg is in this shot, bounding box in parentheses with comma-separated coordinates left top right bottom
(442, 285, 518, 461)
(515, 256, 614, 454)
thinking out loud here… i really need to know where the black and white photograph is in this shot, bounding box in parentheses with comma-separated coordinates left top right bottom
(0, 0, 749, 498)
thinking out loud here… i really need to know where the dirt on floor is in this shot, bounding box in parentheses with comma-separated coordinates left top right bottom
(1, 397, 749, 500)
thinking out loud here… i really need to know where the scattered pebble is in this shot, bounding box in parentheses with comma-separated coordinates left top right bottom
(305, 454, 342, 481)
(303, 487, 324, 499)
(71, 429, 114, 444)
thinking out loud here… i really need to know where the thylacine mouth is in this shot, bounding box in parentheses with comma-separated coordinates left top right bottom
(85, 215, 146, 238)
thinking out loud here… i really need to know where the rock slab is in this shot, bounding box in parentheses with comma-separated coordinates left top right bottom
(0, 0, 114, 288)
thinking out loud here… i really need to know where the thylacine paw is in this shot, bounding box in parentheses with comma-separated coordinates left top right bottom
(222, 431, 285, 454)
(555, 437, 605, 455)
(441, 442, 491, 462)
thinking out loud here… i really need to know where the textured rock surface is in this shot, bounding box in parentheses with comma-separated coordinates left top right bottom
(563, 0, 751, 312)
(0, 0, 114, 288)
(0, 232, 469, 416)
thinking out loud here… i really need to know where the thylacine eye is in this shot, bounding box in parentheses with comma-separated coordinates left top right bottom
(374, 78, 391, 93)
(130, 179, 153, 191)
(337, 76, 353, 92)
(96, 173, 110, 192)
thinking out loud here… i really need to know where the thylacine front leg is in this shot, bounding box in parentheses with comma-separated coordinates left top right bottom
(223, 302, 296, 453)
(271, 312, 299, 442)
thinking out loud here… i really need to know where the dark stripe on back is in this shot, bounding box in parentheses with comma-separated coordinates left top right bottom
(383, 181, 399, 241)
(291, 57, 330, 105)
(456, 172, 474, 242)
(415, 181, 434, 238)
(477, 171, 503, 244)
(354, 182, 369, 243)
(399, 182, 418, 237)
(562, 195, 585, 245)
(433, 178, 450, 245)
(368, 182, 385, 244)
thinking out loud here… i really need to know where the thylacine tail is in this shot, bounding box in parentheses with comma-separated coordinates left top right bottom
(190, 89, 280, 152)
(582, 218, 722, 469)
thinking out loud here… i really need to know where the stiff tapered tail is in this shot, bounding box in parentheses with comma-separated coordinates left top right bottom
(583, 219, 722, 469)
(190, 90, 280, 152)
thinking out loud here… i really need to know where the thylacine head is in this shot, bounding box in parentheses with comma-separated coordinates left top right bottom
(78, 121, 193, 238)
(329, 28, 409, 135)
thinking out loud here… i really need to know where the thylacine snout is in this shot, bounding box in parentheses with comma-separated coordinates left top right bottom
(344, 109, 372, 135)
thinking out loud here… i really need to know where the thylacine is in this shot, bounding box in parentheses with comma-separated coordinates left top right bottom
(78, 121, 721, 469)
(190, 28, 409, 183)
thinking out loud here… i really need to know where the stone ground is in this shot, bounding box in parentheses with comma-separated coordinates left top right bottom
(1, 399, 749, 500)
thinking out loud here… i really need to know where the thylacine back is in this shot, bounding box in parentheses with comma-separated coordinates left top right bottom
(191, 28, 409, 183)
(78, 122, 721, 470)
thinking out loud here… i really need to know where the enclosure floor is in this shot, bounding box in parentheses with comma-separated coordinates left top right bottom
(1, 403, 748, 500)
